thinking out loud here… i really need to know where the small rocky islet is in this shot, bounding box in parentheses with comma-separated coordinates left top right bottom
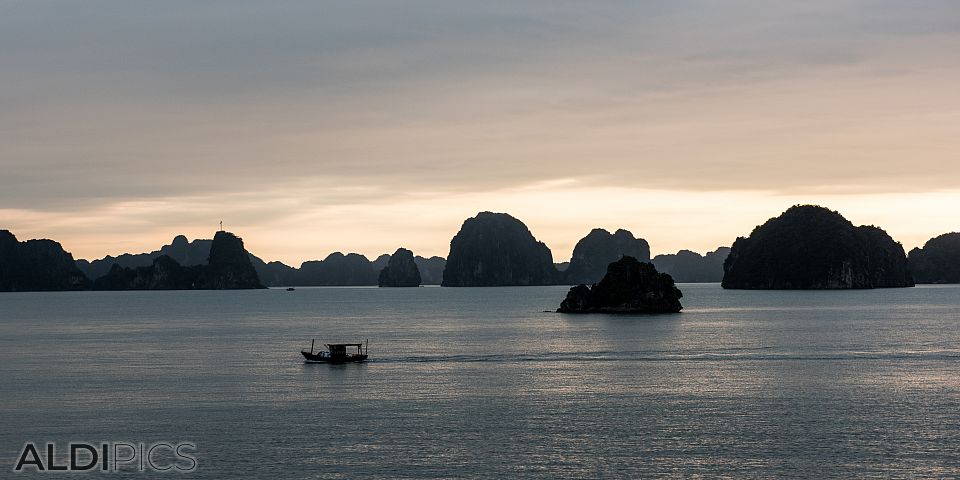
(558, 256, 683, 314)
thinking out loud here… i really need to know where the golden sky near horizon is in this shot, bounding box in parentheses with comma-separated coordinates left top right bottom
(2, 1, 959, 264)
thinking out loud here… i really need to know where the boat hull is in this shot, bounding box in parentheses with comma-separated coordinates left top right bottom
(301, 351, 368, 363)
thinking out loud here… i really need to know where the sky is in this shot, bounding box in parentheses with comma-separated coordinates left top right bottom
(2, 1, 958, 265)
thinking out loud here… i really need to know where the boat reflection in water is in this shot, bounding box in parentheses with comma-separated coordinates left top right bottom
(301, 339, 368, 363)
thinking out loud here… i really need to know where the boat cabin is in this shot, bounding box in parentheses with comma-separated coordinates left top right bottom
(327, 343, 365, 359)
(301, 339, 368, 363)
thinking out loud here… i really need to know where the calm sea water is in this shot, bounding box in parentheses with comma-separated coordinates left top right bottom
(1, 284, 959, 478)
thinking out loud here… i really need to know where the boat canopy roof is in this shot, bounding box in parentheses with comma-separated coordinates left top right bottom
(326, 343, 363, 347)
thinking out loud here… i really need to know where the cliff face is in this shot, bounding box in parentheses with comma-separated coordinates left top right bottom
(0, 230, 91, 291)
(652, 247, 730, 283)
(722, 205, 914, 289)
(378, 248, 422, 287)
(908, 233, 960, 284)
(93, 231, 264, 290)
(558, 256, 682, 313)
(441, 212, 559, 286)
(564, 228, 651, 285)
(198, 231, 263, 289)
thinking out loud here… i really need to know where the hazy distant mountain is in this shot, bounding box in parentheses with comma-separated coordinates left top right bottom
(252, 259, 298, 286)
(908, 233, 960, 284)
(652, 247, 730, 283)
(442, 212, 559, 286)
(0, 230, 91, 291)
(297, 252, 378, 286)
(93, 231, 264, 290)
(79, 233, 290, 286)
(370, 254, 388, 275)
(564, 228, 650, 285)
(78, 235, 445, 287)
(414, 256, 446, 285)
(77, 235, 213, 280)
(722, 205, 914, 289)
(294, 252, 445, 286)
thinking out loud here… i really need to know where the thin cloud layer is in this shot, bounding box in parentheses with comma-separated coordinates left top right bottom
(1, 1, 958, 260)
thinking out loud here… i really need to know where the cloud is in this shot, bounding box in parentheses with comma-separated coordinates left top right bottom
(1, 1, 959, 257)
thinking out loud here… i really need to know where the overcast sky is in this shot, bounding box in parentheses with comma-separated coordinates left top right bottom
(2, 1, 959, 264)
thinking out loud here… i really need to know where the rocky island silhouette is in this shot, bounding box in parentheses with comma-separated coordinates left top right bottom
(558, 256, 683, 314)
(2, 205, 957, 292)
(723, 205, 915, 289)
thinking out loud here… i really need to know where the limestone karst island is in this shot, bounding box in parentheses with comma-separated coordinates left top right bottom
(2, 205, 956, 296)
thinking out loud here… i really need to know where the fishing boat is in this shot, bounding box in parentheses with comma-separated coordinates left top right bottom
(301, 339, 368, 363)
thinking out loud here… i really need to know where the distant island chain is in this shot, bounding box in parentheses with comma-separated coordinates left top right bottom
(1, 205, 958, 293)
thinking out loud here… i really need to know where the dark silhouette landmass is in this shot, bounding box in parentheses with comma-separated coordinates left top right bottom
(414, 256, 446, 285)
(442, 212, 559, 286)
(297, 252, 379, 286)
(7, 229, 448, 290)
(0, 230, 91, 291)
(558, 256, 682, 313)
(77, 234, 292, 285)
(93, 231, 264, 290)
(722, 205, 914, 289)
(93, 255, 204, 290)
(76, 235, 446, 287)
(652, 247, 730, 283)
(564, 228, 651, 285)
(255, 259, 298, 286)
(77, 234, 213, 280)
(908, 233, 960, 284)
(78, 235, 448, 286)
(202, 231, 264, 289)
(378, 248, 422, 287)
(9, 206, 930, 291)
(292, 253, 446, 286)
(372, 254, 391, 274)
(294, 252, 443, 286)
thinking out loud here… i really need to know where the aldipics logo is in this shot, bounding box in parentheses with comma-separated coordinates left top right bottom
(13, 442, 197, 473)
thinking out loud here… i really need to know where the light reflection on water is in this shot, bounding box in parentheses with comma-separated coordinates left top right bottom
(0, 284, 959, 478)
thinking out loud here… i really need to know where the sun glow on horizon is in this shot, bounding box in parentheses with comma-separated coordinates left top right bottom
(2, 2, 959, 266)
(5, 184, 959, 267)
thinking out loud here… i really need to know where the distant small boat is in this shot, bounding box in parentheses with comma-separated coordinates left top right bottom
(301, 339, 368, 363)
(286, 287, 296, 291)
